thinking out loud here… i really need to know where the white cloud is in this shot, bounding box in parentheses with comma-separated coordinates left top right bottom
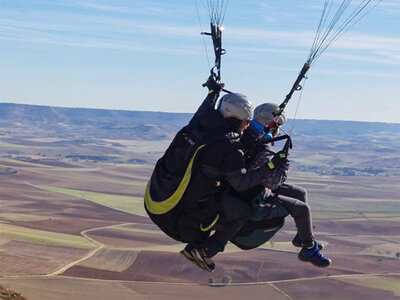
(312, 67, 400, 78)
(0, 19, 198, 55)
(379, 1, 400, 8)
(1, 1, 398, 66)
(257, 1, 273, 9)
(0, 17, 199, 41)
(0, 33, 197, 55)
(2, 16, 398, 65)
(70, 0, 172, 16)
(333, 33, 400, 51)
(227, 26, 400, 50)
(227, 27, 315, 47)
(263, 16, 275, 23)
(323, 51, 400, 65)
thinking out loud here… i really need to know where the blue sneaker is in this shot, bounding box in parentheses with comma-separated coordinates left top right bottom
(298, 243, 331, 267)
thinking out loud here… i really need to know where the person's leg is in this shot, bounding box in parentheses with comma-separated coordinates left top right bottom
(202, 194, 251, 257)
(277, 183, 307, 203)
(277, 195, 331, 267)
(179, 212, 216, 272)
(181, 194, 251, 272)
(277, 195, 314, 247)
(275, 184, 323, 248)
(181, 212, 248, 273)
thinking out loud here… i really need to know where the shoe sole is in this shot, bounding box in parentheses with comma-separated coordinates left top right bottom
(180, 250, 214, 272)
(298, 252, 332, 268)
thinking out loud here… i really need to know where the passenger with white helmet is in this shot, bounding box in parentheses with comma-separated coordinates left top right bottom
(145, 77, 281, 272)
(253, 103, 286, 137)
(237, 102, 332, 267)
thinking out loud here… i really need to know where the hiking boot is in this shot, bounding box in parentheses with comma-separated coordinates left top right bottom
(298, 243, 331, 268)
(292, 234, 324, 250)
(180, 246, 215, 272)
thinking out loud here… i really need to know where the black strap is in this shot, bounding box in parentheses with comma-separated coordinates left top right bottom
(202, 23, 226, 83)
(279, 62, 310, 113)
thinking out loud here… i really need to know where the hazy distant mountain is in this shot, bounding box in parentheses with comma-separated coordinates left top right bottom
(1, 103, 399, 140)
(0, 103, 191, 140)
(1, 103, 399, 176)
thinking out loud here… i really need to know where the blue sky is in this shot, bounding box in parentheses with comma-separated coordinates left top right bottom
(1, 0, 399, 123)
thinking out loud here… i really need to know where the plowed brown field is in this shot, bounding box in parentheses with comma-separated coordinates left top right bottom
(1, 152, 399, 300)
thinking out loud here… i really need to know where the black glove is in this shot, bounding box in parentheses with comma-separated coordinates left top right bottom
(202, 75, 224, 92)
(268, 149, 289, 170)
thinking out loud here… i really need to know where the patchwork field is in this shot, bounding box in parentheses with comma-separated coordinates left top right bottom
(0, 136, 399, 300)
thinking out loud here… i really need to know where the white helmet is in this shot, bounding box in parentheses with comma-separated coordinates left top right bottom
(253, 103, 286, 126)
(218, 93, 253, 121)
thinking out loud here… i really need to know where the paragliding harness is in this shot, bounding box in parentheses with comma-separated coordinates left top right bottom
(145, 123, 238, 244)
(231, 193, 288, 250)
(144, 126, 207, 217)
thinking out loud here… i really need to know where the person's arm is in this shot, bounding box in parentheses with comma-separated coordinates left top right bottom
(262, 163, 289, 191)
(192, 77, 224, 118)
(222, 148, 276, 192)
(248, 141, 290, 190)
(193, 90, 220, 118)
(223, 146, 290, 192)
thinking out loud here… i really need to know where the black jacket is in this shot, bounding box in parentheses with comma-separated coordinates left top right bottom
(238, 124, 289, 201)
(144, 90, 273, 241)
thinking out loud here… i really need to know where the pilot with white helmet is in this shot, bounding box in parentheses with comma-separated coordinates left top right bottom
(145, 77, 280, 272)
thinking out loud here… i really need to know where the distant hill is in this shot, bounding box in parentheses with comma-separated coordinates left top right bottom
(1, 103, 399, 140)
(0, 103, 191, 140)
(1, 103, 399, 176)
(290, 119, 400, 140)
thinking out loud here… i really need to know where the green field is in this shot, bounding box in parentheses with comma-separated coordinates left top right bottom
(0, 142, 39, 149)
(306, 192, 400, 214)
(93, 177, 146, 187)
(0, 213, 59, 222)
(0, 158, 52, 168)
(0, 223, 96, 249)
(334, 276, 400, 296)
(111, 225, 162, 235)
(37, 185, 146, 216)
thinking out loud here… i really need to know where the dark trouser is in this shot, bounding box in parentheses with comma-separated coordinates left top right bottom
(193, 193, 251, 258)
(276, 184, 314, 247)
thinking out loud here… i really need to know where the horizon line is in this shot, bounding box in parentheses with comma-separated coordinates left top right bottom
(1, 102, 399, 125)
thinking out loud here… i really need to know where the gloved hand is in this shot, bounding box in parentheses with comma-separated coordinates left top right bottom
(268, 150, 289, 171)
(263, 162, 290, 190)
(202, 75, 225, 92)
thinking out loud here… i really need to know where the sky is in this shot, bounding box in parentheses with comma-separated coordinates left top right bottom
(1, 0, 399, 123)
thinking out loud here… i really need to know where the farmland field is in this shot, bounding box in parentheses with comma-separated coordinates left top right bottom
(0, 129, 399, 300)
